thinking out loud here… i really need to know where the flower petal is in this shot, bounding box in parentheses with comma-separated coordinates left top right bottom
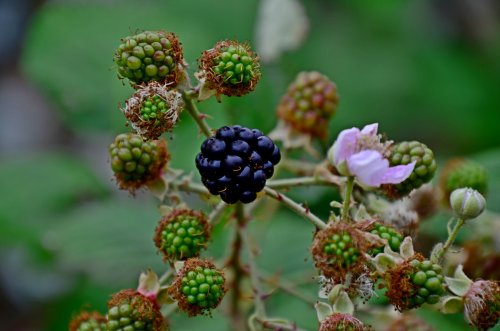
(360, 123, 378, 136)
(379, 161, 416, 184)
(347, 150, 389, 187)
(330, 127, 359, 166)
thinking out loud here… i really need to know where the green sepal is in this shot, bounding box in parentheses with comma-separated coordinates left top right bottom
(333, 291, 354, 315)
(440, 295, 464, 314)
(315, 301, 333, 322)
(137, 268, 160, 296)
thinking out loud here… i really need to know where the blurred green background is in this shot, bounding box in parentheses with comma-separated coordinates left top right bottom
(1, 0, 500, 330)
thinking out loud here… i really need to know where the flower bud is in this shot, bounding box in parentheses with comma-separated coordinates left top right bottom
(450, 188, 486, 220)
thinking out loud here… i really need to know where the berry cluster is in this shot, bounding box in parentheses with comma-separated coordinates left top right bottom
(169, 259, 226, 316)
(322, 232, 360, 268)
(114, 31, 183, 86)
(69, 312, 107, 331)
(385, 141, 437, 198)
(109, 133, 168, 192)
(386, 256, 445, 311)
(122, 83, 183, 141)
(277, 71, 338, 139)
(107, 290, 166, 331)
(212, 44, 256, 85)
(407, 259, 445, 307)
(195, 125, 280, 204)
(440, 158, 488, 201)
(368, 223, 403, 256)
(319, 313, 368, 331)
(199, 40, 260, 97)
(154, 209, 210, 261)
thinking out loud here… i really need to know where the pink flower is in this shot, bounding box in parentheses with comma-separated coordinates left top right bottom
(328, 123, 415, 187)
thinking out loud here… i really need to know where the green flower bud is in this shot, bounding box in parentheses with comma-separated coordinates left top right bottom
(450, 187, 486, 220)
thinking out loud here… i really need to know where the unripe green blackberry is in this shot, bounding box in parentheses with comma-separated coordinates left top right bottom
(368, 222, 403, 256)
(122, 83, 183, 140)
(109, 133, 169, 192)
(198, 40, 260, 97)
(69, 311, 106, 331)
(386, 255, 445, 311)
(383, 141, 437, 199)
(319, 313, 369, 331)
(154, 209, 211, 261)
(312, 222, 376, 282)
(322, 232, 360, 268)
(440, 158, 487, 203)
(106, 289, 167, 331)
(169, 258, 226, 316)
(114, 31, 184, 87)
(277, 71, 338, 140)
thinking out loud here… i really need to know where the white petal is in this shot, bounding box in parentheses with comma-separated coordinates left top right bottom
(331, 127, 359, 166)
(347, 150, 388, 187)
(360, 123, 379, 136)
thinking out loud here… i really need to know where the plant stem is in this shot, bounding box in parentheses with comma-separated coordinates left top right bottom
(263, 186, 327, 230)
(435, 217, 465, 262)
(341, 176, 354, 221)
(258, 271, 315, 306)
(226, 203, 247, 331)
(266, 176, 337, 190)
(172, 179, 209, 196)
(182, 91, 213, 137)
(208, 201, 227, 225)
(238, 212, 267, 319)
(252, 317, 308, 331)
(158, 269, 174, 285)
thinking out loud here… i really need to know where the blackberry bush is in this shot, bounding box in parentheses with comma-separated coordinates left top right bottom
(195, 125, 280, 204)
(70, 23, 498, 331)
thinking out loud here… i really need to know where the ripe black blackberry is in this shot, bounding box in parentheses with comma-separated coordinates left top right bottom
(195, 125, 280, 204)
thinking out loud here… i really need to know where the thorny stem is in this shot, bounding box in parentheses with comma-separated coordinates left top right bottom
(434, 217, 465, 263)
(281, 159, 318, 176)
(208, 201, 227, 225)
(182, 90, 213, 138)
(258, 271, 315, 306)
(173, 180, 209, 195)
(266, 176, 337, 190)
(252, 316, 308, 331)
(238, 210, 267, 319)
(226, 203, 247, 331)
(158, 269, 174, 285)
(263, 186, 327, 230)
(341, 176, 354, 221)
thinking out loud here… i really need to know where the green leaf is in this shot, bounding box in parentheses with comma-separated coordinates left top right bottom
(44, 198, 164, 287)
(0, 153, 107, 244)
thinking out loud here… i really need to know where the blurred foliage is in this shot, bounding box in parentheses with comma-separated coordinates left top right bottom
(0, 0, 497, 330)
